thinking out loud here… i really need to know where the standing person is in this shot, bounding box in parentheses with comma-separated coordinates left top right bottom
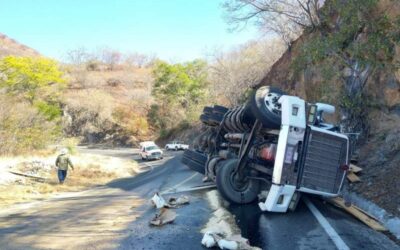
(55, 148, 74, 184)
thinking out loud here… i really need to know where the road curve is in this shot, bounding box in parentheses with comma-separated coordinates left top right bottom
(0, 149, 398, 250)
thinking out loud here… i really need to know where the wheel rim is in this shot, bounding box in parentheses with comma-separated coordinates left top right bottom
(263, 92, 282, 115)
(229, 170, 249, 192)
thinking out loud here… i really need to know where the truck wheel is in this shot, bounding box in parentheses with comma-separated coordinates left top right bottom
(213, 105, 229, 114)
(216, 159, 260, 204)
(207, 157, 223, 182)
(181, 149, 207, 175)
(250, 86, 285, 129)
(203, 106, 213, 114)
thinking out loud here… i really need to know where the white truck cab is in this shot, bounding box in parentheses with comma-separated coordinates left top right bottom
(259, 95, 348, 212)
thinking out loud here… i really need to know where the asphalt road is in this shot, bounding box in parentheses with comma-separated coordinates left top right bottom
(0, 149, 398, 250)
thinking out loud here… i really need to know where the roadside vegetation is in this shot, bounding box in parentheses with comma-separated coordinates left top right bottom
(149, 59, 209, 138)
(0, 32, 285, 154)
(0, 56, 65, 154)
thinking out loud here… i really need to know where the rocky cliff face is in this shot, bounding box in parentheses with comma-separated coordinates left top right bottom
(258, 0, 400, 216)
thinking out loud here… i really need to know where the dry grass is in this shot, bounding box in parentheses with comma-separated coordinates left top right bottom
(0, 153, 139, 209)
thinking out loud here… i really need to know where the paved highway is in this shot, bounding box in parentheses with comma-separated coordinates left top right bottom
(0, 149, 398, 250)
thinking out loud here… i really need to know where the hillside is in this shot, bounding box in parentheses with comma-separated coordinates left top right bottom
(257, 0, 400, 216)
(0, 33, 40, 57)
(63, 65, 154, 146)
(0, 32, 155, 149)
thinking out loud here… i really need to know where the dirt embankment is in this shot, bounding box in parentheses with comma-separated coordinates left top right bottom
(156, 123, 205, 148)
(256, 0, 400, 216)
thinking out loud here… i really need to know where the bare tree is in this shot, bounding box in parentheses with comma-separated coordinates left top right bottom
(224, 0, 324, 47)
(124, 52, 157, 68)
(208, 39, 285, 106)
(99, 47, 122, 70)
(66, 47, 90, 65)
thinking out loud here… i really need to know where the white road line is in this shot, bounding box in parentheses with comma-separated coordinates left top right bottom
(160, 172, 198, 195)
(304, 197, 350, 250)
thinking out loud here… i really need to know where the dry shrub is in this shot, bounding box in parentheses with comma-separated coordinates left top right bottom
(106, 78, 122, 87)
(112, 105, 149, 136)
(0, 153, 139, 208)
(0, 166, 118, 207)
(208, 38, 286, 105)
(66, 89, 115, 120)
(0, 95, 59, 155)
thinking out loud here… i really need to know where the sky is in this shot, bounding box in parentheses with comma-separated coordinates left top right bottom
(0, 0, 259, 62)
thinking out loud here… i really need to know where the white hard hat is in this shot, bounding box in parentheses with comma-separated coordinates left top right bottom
(61, 148, 68, 154)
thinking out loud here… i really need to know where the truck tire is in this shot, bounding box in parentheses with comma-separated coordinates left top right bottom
(216, 159, 260, 204)
(203, 106, 213, 114)
(208, 113, 223, 124)
(200, 114, 210, 125)
(250, 86, 285, 129)
(182, 149, 207, 175)
(213, 105, 229, 115)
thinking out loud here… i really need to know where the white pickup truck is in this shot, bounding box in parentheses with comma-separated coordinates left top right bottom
(165, 141, 189, 151)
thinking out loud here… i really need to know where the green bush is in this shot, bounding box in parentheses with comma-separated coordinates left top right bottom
(0, 95, 60, 154)
(0, 56, 66, 154)
(150, 60, 208, 135)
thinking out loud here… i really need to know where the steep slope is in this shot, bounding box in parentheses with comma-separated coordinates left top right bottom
(63, 66, 154, 146)
(257, 0, 400, 216)
(0, 33, 40, 57)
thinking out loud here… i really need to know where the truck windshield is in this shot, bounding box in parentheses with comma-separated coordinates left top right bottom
(146, 146, 159, 151)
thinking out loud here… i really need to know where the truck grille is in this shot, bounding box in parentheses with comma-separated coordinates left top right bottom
(299, 128, 348, 194)
(151, 152, 161, 156)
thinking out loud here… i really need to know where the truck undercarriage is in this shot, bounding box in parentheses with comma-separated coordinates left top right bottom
(182, 86, 349, 212)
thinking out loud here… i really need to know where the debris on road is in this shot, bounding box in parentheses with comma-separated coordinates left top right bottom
(151, 193, 190, 208)
(347, 172, 361, 183)
(150, 208, 177, 226)
(201, 231, 261, 250)
(349, 164, 363, 173)
(347, 164, 363, 183)
(149, 193, 190, 227)
(328, 197, 387, 232)
(167, 195, 189, 208)
(201, 190, 261, 249)
(151, 193, 167, 209)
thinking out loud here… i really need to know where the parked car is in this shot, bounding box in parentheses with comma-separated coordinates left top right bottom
(165, 141, 189, 151)
(182, 86, 349, 213)
(139, 141, 163, 161)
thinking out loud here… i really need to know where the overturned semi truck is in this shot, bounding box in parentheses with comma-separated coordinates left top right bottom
(182, 86, 349, 212)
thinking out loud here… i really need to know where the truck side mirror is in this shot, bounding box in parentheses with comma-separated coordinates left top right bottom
(315, 103, 335, 114)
